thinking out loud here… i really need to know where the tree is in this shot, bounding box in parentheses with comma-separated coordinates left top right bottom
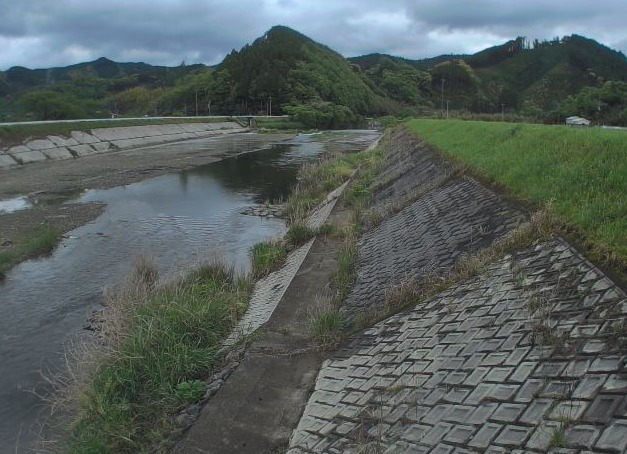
(18, 90, 85, 120)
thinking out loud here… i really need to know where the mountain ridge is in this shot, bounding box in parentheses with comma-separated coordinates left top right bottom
(1, 25, 625, 125)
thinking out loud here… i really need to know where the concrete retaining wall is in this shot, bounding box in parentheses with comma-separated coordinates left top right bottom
(0, 121, 246, 170)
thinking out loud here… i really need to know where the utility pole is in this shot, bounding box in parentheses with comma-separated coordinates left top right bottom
(441, 78, 446, 117)
(207, 99, 211, 116)
(501, 103, 505, 121)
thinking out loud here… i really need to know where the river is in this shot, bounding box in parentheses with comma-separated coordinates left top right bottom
(0, 130, 377, 453)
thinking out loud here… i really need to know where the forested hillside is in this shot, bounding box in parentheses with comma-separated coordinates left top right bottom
(351, 35, 627, 124)
(1, 26, 626, 125)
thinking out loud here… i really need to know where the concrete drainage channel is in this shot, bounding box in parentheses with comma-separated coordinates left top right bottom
(0, 121, 246, 168)
(284, 129, 626, 454)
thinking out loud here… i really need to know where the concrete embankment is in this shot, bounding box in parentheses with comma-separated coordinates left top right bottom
(0, 121, 246, 169)
(286, 129, 627, 453)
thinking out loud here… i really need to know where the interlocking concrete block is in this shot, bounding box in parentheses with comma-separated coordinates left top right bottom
(469, 403, 498, 424)
(491, 403, 526, 423)
(525, 421, 561, 451)
(510, 362, 536, 382)
(482, 353, 509, 366)
(504, 347, 530, 366)
(549, 400, 588, 420)
(443, 371, 467, 386)
(582, 339, 606, 354)
(8, 145, 31, 154)
(422, 404, 453, 425)
(489, 384, 519, 401)
(540, 380, 574, 399)
(589, 356, 623, 372)
(485, 367, 513, 383)
(0, 154, 19, 168)
(565, 424, 600, 449)
(442, 405, 475, 424)
(494, 425, 533, 447)
(91, 141, 112, 152)
(519, 399, 553, 425)
(468, 423, 503, 449)
(573, 374, 608, 399)
(583, 394, 624, 423)
(563, 359, 591, 377)
(26, 138, 55, 150)
(422, 422, 453, 445)
(444, 388, 470, 404)
(68, 144, 96, 157)
(534, 361, 567, 377)
(443, 425, 476, 444)
(111, 138, 151, 148)
(71, 130, 100, 144)
(603, 374, 627, 392)
(42, 147, 73, 160)
(465, 383, 493, 405)
(595, 419, 627, 452)
(10, 150, 47, 163)
(47, 135, 79, 147)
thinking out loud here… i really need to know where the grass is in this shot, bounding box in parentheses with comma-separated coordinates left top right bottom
(0, 225, 62, 279)
(549, 425, 567, 449)
(0, 117, 230, 147)
(284, 222, 316, 247)
(53, 259, 253, 453)
(254, 117, 304, 131)
(331, 234, 359, 304)
(405, 119, 627, 267)
(310, 309, 345, 350)
(250, 240, 288, 278)
(283, 145, 382, 224)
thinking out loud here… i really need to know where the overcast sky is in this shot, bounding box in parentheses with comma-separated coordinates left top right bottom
(1, 0, 626, 71)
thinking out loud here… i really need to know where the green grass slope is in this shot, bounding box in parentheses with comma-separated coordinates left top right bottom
(406, 119, 627, 265)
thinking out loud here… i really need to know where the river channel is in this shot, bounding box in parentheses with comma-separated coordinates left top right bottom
(0, 130, 377, 453)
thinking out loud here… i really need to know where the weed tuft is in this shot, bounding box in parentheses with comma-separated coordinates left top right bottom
(310, 310, 346, 350)
(285, 222, 316, 248)
(331, 234, 358, 304)
(250, 240, 287, 278)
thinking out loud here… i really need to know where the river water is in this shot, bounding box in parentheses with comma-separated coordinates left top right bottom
(0, 131, 377, 453)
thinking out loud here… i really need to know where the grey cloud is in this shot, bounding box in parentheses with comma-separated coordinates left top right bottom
(0, 0, 625, 70)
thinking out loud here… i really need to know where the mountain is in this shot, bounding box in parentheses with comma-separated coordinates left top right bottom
(350, 35, 627, 120)
(217, 25, 387, 124)
(1, 27, 626, 125)
(1, 57, 201, 92)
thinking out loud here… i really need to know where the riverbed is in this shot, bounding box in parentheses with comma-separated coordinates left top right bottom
(0, 130, 378, 453)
